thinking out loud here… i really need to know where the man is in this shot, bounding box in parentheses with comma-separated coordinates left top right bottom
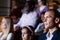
(38, 9, 60, 40)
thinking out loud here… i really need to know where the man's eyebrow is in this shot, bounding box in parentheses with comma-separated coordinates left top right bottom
(44, 15, 54, 17)
(46, 16, 54, 18)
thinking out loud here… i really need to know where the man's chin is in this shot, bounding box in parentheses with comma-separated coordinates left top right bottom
(44, 26, 54, 31)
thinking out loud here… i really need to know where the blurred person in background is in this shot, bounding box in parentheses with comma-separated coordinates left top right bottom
(36, 0, 48, 17)
(0, 17, 14, 40)
(14, 0, 38, 30)
(10, 0, 26, 31)
(35, 0, 48, 30)
(11, 0, 26, 18)
(53, 1, 60, 13)
(21, 26, 35, 40)
(35, 12, 45, 35)
(21, 1, 29, 14)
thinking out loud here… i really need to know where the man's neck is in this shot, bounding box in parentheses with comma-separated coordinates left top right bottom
(48, 27, 57, 34)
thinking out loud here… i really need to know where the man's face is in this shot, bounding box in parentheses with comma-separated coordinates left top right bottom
(22, 28, 29, 40)
(44, 11, 55, 29)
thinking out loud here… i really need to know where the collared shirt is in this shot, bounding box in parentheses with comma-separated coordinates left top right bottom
(46, 27, 57, 40)
(46, 32, 53, 40)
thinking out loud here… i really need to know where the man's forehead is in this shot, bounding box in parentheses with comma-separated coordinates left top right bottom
(45, 11, 54, 15)
(45, 11, 54, 16)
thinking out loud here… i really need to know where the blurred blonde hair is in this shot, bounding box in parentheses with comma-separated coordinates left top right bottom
(0, 17, 11, 40)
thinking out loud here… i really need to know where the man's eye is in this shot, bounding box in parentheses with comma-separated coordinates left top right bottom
(47, 16, 54, 18)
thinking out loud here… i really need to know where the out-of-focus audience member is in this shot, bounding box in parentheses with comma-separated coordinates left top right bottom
(14, 0, 38, 30)
(53, 1, 60, 13)
(21, 26, 35, 40)
(57, 5, 60, 13)
(36, 0, 48, 17)
(11, 0, 17, 11)
(10, 0, 26, 24)
(0, 17, 14, 40)
(11, 0, 22, 18)
(35, 0, 48, 29)
(38, 9, 60, 40)
(21, 1, 29, 14)
(11, 0, 26, 31)
(35, 12, 45, 35)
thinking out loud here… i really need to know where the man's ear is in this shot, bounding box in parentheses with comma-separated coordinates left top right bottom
(55, 18, 60, 24)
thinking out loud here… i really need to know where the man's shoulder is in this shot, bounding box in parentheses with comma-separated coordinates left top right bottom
(52, 29, 60, 38)
(38, 32, 47, 40)
(57, 29, 60, 35)
(54, 29, 60, 40)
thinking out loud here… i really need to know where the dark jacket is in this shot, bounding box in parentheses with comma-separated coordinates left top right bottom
(38, 29, 60, 40)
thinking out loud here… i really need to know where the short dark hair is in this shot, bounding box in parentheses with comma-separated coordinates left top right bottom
(41, 12, 45, 15)
(47, 9, 60, 18)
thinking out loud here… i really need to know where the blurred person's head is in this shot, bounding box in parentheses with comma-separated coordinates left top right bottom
(40, 12, 45, 22)
(1, 17, 10, 30)
(53, 1, 60, 10)
(44, 9, 60, 30)
(12, 0, 17, 9)
(34, 0, 39, 9)
(21, 26, 34, 40)
(25, 1, 29, 8)
(38, 0, 46, 6)
(1, 17, 12, 32)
